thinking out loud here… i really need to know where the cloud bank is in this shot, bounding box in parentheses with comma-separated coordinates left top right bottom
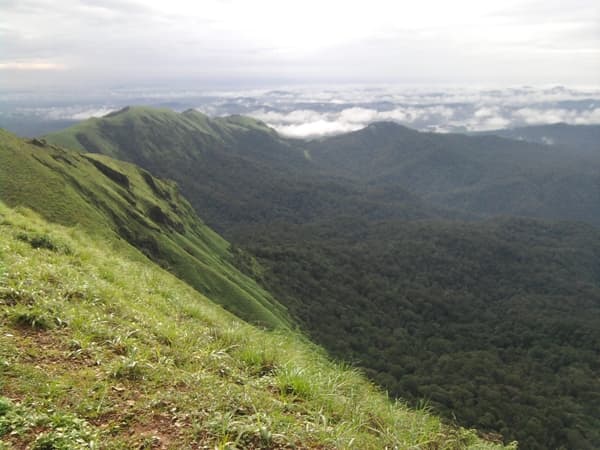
(2, 85, 599, 138)
(250, 106, 456, 137)
(239, 86, 600, 137)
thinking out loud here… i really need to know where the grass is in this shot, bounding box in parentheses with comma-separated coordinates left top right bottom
(42, 106, 274, 157)
(0, 203, 513, 449)
(0, 129, 290, 328)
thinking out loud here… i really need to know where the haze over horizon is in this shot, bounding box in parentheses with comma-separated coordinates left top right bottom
(1, 0, 599, 138)
(1, 0, 599, 91)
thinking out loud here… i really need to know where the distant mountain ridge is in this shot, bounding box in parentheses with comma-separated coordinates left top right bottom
(472, 123, 600, 157)
(44, 107, 445, 233)
(46, 109, 600, 228)
(308, 121, 600, 225)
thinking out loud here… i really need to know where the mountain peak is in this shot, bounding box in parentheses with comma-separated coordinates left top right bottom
(182, 108, 213, 118)
(103, 105, 178, 120)
(103, 106, 131, 118)
(222, 114, 274, 133)
(365, 121, 417, 133)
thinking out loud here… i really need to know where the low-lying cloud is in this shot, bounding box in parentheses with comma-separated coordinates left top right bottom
(250, 105, 457, 138)
(3, 85, 600, 138)
(513, 107, 600, 125)
(241, 86, 600, 137)
(5, 106, 117, 121)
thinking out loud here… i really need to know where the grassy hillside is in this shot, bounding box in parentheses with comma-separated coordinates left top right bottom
(0, 203, 510, 449)
(43, 107, 286, 163)
(44, 107, 443, 233)
(0, 129, 290, 328)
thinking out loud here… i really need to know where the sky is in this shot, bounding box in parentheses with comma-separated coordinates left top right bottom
(1, 0, 599, 91)
(3, 84, 599, 138)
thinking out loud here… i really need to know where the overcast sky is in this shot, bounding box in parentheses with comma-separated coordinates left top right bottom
(1, 0, 599, 90)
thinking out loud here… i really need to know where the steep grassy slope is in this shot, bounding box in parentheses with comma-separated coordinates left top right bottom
(308, 122, 600, 225)
(0, 203, 510, 449)
(44, 107, 442, 233)
(0, 129, 289, 328)
(43, 106, 294, 166)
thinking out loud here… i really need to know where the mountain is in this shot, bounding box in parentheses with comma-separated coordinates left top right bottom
(308, 122, 600, 225)
(0, 129, 511, 448)
(44, 107, 444, 234)
(0, 129, 290, 328)
(473, 123, 600, 157)
(46, 112, 600, 227)
(43, 107, 600, 448)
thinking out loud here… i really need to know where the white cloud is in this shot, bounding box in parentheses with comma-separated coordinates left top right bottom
(512, 107, 600, 124)
(474, 107, 500, 118)
(1, 0, 599, 89)
(276, 120, 364, 138)
(575, 108, 600, 124)
(241, 86, 600, 136)
(478, 116, 512, 130)
(70, 108, 116, 120)
(250, 109, 329, 125)
(0, 61, 65, 71)
(251, 108, 370, 138)
(339, 107, 379, 124)
(5, 85, 600, 138)
(249, 104, 459, 137)
(15, 106, 116, 120)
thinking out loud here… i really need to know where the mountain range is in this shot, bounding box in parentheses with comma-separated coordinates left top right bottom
(473, 123, 600, 157)
(45, 109, 600, 228)
(1, 106, 598, 449)
(0, 128, 505, 449)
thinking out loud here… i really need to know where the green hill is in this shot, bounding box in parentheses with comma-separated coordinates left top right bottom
(0, 128, 508, 448)
(473, 123, 600, 157)
(0, 202, 509, 449)
(44, 107, 443, 234)
(45, 109, 600, 229)
(308, 122, 600, 225)
(42, 107, 600, 448)
(0, 129, 289, 328)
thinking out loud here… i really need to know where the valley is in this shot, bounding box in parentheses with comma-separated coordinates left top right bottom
(34, 108, 600, 449)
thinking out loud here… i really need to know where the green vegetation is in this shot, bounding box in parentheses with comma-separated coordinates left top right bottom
(308, 122, 600, 225)
(474, 123, 600, 158)
(234, 217, 600, 449)
(44, 107, 440, 233)
(41, 107, 600, 448)
(0, 129, 290, 328)
(0, 203, 508, 449)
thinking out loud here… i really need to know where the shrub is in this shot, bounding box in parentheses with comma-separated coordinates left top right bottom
(15, 232, 71, 254)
